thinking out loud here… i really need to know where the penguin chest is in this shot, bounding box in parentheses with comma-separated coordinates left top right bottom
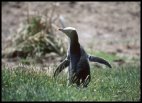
(69, 56, 91, 85)
(69, 54, 80, 72)
(77, 58, 90, 76)
(69, 55, 90, 75)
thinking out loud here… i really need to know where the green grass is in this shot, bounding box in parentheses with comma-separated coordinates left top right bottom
(2, 64, 140, 101)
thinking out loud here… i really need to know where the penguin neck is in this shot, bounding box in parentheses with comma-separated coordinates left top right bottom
(70, 37, 79, 45)
(70, 31, 79, 46)
(69, 37, 80, 54)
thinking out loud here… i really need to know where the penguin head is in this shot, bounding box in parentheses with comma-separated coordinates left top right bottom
(59, 27, 78, 40)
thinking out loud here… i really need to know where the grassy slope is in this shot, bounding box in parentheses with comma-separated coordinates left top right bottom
(2, 63, 140, 101)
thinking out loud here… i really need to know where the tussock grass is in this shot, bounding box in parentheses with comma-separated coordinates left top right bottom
(2, 6, 66, 59)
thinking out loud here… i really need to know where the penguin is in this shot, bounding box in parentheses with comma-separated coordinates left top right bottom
(54, 27, 112, 87)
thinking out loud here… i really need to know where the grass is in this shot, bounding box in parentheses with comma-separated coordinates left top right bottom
(2, 63, 140, 101)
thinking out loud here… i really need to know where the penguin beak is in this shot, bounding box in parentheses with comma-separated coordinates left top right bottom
(59, 28, 69, 37)
(59, 28, 67, 36)
(58, 28, 64, 32)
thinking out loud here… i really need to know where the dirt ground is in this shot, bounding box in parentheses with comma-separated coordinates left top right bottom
(2, 2, 140, 66)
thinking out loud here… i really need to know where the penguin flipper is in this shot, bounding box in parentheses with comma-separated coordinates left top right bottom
(88, 55, 112, 68)
(53, 59, 70, 77)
